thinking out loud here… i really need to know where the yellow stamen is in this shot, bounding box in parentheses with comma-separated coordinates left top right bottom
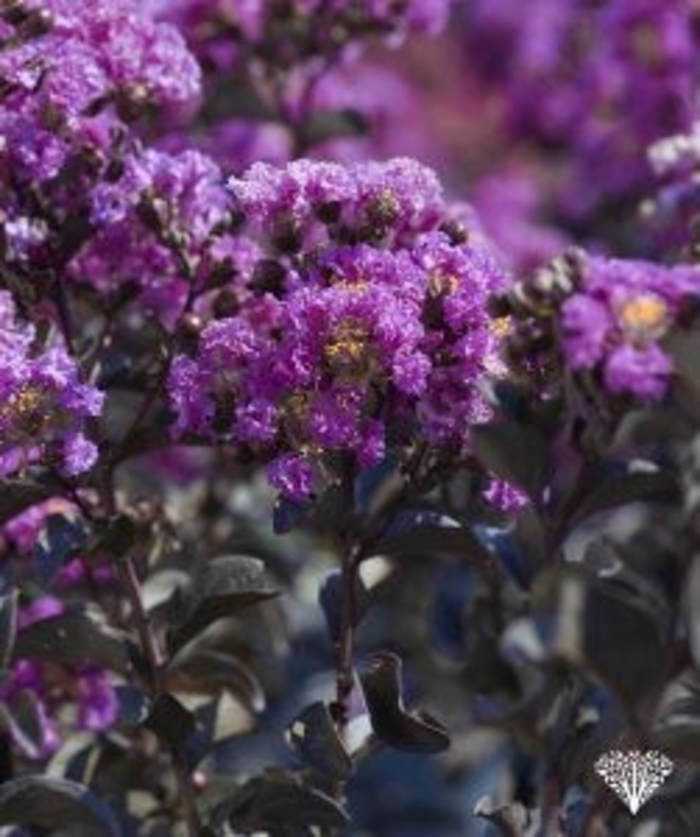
(617, 293, 669, 344)
(333, 279, 369, 294)
(0, 384, 50, 440)
(428, 271, 460, 296)
(324, 320, 373, 380)
(489, 316, 512, 339)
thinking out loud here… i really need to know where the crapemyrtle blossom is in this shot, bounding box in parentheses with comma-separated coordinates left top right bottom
(168, 158, 510, 499)
(0, 0, 200, 182)
(560, 256, 699, 400)
(0, 291, 103, 476)
(72, 146, 246, 326)
(148, 0, 450, 170)
(471, 166, 571, 274)
(484, 478, 529, 513)
(466, 0, 698, 223)
(154, 0, 450, 66)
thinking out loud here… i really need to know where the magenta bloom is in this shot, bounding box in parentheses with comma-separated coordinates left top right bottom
(169, 158, 510, 499)
(0, 292, 103, 477)
(560, 255, 698, 400)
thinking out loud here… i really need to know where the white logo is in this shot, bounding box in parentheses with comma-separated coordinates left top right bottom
(594, 749, 673, 815)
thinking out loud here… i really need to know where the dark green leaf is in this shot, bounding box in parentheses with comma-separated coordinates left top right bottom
(0, 479, 54, 525)
(143, 693, 196, 759)
(319, 571, 370, 640)
(0, 776, 121, 835)
(366, 511, 498, 580)
(687, 553, 700, 670)
(14, 611, 132, 674)
(666, 329, 700, 419)
(0, 689, 50, 760)
(473, 797, 531, 836)
(651, 669, 700, 763)
(360, 651, 450, 754)
(227, 773, 349, 832)
(569, 469, 679, 527)
(286, 702, 353, 781)
(34, 513, 89, 582)
(93, 515, 139, 560)
(303, 108, 367, 147)
(472, 421, 549, 499)
(0, 589, 18, 669)
(171, 649, 265, 713)
(167, 555, 278, 656)
(556, 566, 669, 714)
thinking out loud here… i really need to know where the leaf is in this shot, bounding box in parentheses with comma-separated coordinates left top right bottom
(272, 495, 312, 535)
(172, 649, 265, 713)
(143, 693, 196, 759)
(92, 515, 139, 560)
(0, 479, 54, 525)
(665, 329, 700, 419)
(0, 689, 51, 760)
(13, 611, 132, 674)
(318, 571, 370, 641)
(687, 553, 700, 670)
(651, 669, 700, 763)
(556, 566, 670, 714)
(472, 421, 549, 499)
(303, 108, 368, 147)
(360, 651, 450, 754)
(227, 773, 349, 832)
(167, 555, 278, 656)
(286, 702, 353, 781)
(0, 589, 18, 669)
(569, 469, 679, 527)
(33, 513, 89, 582)
(0, 776, 121, 835)
(473, 796, 531, 836)
(366, 510, 498, 581)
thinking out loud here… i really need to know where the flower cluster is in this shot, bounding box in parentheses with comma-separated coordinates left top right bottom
(0, 291, 103, 476)
(168, 158, 509, 499)
(467, 0, 697, 220)
(0, 0, 200, 181)
(156, 0, 450, 64)
(561, 256, 699, 400)
(72, 146, 247, 326)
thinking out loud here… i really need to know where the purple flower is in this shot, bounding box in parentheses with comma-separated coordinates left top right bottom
(561, 295, 612, 368)
(170, 159, 511, 499)
(559, 255, 698, 400)
(0, 292, 104, 477)
(467, 0, 697, 222)
(76, 669, 119, 731)
(268, 454, 315, 501)
(76, 147, 238, 326)
(484, 479, 529, 512)
(603, 343, 673, 400)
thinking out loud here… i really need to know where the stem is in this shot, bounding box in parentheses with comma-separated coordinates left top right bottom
(52, 274, 76, 356)
(102, 464, 201, 837)
(116, 555, 165, 694)
(334, 543, 360, 739)
(541, 771, 563, 837)
(332, 447, 429, 736)
(116, 553, 202, 836)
